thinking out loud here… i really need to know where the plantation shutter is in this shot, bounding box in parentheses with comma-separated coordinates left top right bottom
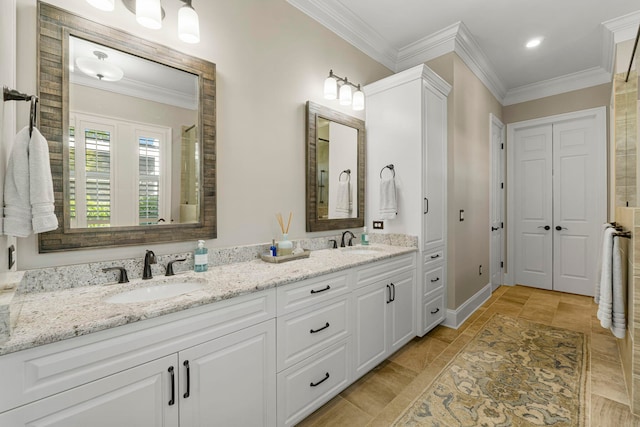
(139, 136, 161, 225)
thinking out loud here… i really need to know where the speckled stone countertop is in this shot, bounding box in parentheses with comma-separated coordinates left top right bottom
(0, 244, 416, 356)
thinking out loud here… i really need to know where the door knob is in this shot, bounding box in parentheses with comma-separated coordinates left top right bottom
(538, 225, 550, 230)
(555, 226, 568, 231)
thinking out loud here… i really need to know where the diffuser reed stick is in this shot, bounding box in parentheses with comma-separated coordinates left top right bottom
(276, 212, 293, 234)
(285, 212, 292, 234)
(276, 213, 285, 234)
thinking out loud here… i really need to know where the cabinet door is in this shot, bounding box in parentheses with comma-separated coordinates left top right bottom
(352, 282, 388, 380)
(388, 270, 416, 353)
(0, 355, 179, 427)
(179, 320, 276, 427)
(423, 86, 447, 252)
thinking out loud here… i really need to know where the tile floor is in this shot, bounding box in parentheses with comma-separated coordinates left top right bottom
(297, 285, 640, 426)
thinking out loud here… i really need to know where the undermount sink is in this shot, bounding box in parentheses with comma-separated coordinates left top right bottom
(105, 281, 204, 304)
(340, 246, 384, 255)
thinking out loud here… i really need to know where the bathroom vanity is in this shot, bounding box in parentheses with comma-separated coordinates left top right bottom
(0, 245, 421, 427)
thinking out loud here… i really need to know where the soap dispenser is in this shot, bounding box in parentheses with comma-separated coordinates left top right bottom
(361, 226, 369, 246)
(194, 240, 208, 272)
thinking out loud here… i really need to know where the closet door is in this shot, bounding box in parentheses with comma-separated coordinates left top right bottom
(513, 124, 554, 290)
(552, 115, 602, 295)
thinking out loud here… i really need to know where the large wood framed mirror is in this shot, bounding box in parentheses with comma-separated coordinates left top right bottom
(37, 2, 216, 252)
(305, 101, 365, 232)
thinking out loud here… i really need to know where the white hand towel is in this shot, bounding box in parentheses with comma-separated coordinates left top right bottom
(595, 223, 614, 304)
(29, 127, 57, 233)
(3, 127, 33, 237)
(597, 227, 616, 329)
(610, 235, 626, 339)
(334, 181, 351, 218)
(379, 176, 397, 220)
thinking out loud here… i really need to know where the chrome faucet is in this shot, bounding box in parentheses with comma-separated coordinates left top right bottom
(143, 250, 157, 280)
(341, 230, 355, 247)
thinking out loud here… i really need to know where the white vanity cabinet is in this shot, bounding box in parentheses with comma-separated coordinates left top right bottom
(365, 64, 450, 337)
(352, 254, 416, 380)
(0, 289, 277, 427)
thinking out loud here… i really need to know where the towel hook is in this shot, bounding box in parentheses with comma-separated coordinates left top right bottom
(29, 96, 38, 137)
(339, 169, 351, 182)
(380, 164, 395, 179)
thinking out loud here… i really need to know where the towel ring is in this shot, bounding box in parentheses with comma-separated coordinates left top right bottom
(339, 169, 351, 182)
(380, 164, 395, 179)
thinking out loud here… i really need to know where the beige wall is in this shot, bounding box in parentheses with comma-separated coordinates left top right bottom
(15, 0, 392, 269)
(502, 83, 611, 124)
(428, 53, 503, 309)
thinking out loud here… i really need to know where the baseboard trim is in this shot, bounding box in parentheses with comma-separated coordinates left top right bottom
(442, 283, 492, 329)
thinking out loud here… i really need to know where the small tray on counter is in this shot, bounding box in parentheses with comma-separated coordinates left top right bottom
(260, 250, 311, 263)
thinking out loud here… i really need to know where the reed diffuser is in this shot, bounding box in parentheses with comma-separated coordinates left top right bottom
(276, 212, 293, 255)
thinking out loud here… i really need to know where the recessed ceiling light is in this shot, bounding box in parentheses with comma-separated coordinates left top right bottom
(526, 38, 543, 49)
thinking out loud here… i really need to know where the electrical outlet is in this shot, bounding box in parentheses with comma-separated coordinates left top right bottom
(459, 210, 465, 221)
(373, 221, 384, 230)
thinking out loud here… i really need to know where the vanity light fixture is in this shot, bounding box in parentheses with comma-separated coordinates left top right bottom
(323, 70, 365, 111)
(87, 0, 200, 43)
(76, 51, 124, 82)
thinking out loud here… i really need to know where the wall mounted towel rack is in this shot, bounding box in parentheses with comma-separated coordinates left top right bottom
(339, 169, 351, 182)
(3, 86, 38, 137)
(380, 164, 395, 178)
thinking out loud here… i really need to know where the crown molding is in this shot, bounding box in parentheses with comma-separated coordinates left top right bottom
(286, 0, 397, 70)
(502, 66, 611, 106)
(364, 63, 451, 97)
(603, 10, 640, 43)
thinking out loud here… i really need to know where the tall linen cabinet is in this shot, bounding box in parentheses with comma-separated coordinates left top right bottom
(364, 64, 450, 336)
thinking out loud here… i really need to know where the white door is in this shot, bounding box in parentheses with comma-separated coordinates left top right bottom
(552, 116, 602, 294)
(509, 108, 606, 296)
(179, 320, 276, 427)
(513, 124, 554, 290)
(490, 115, 505, 290)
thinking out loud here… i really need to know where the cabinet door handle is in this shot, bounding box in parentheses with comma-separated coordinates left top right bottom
(310, 322, 330, 334)
(390, 283, 396, 302)
(310, 372, 330, 387)
(183, 360, 191, 399)
(430, 277, 440, 283)
(168, 366, 175, 406)
(424, 198, 429, 214)
(430, 307, 440, 314)
(386, 284, 391, 304)
(310, 285, 331, 294)
(430, 254, 440, 259)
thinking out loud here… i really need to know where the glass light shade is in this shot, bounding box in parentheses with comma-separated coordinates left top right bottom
(136, 0, 162, 29)
(324, 76, 337, 100)
(179, 5, 200, 43)
(86, 0, 114, 11)
(76, 56, 124, 82)
(352, 89, 365, 111)
(339, 84, 352, 106)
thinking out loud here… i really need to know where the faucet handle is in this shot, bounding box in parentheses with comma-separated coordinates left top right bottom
(166, 258, 187, 276)
(102, 267, 129, 284)
(146, 250, 157, 264)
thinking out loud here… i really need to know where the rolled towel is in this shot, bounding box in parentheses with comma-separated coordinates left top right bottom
(3, 127, 33, 237)
(334, 181, 351, 218)
(610, 235, 626, 339)
(597, 227, 616, 329)
(595, 223, 615, 304)
(379, 176, 397, 220)
(29, 127, 58, 234)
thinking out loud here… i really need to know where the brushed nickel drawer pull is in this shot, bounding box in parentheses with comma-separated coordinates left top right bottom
(310, 322, 330, 334)
(310, 285, 331, 294)
(310, 372, 330, 387)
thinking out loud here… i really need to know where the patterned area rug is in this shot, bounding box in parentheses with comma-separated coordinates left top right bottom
(393, 314, 589, 426)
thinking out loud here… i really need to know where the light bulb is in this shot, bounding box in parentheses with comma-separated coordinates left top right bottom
(339, 83, 352, 106)
(179, 2, 200, 43)
(136, 0, 162, 30)
(352, 87, 364, 111)
(324, 76, 337, 100)
(86, 0, 114, 11)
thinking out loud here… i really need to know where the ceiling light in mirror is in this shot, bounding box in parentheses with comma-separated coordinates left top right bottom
(526, 38, 543, 49)
(76, 51, 124, 81)
(86, 0, 114, 11)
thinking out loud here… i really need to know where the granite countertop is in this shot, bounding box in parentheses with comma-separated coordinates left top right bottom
(0, 244, 416, 356)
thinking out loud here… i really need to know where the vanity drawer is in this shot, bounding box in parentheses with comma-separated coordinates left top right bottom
(423, 293, 445, 333)
(277, 272, 349, 315)
(277, 340, 349, 427)
(423, 264, 445, 296)
(354, 253, 415, 289)
(277, 296, 349, 371)
(423, 249, 445, 268)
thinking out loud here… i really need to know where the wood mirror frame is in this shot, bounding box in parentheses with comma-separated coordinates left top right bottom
(305, 101, 365, 232)
(37, 2, 216, 252)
